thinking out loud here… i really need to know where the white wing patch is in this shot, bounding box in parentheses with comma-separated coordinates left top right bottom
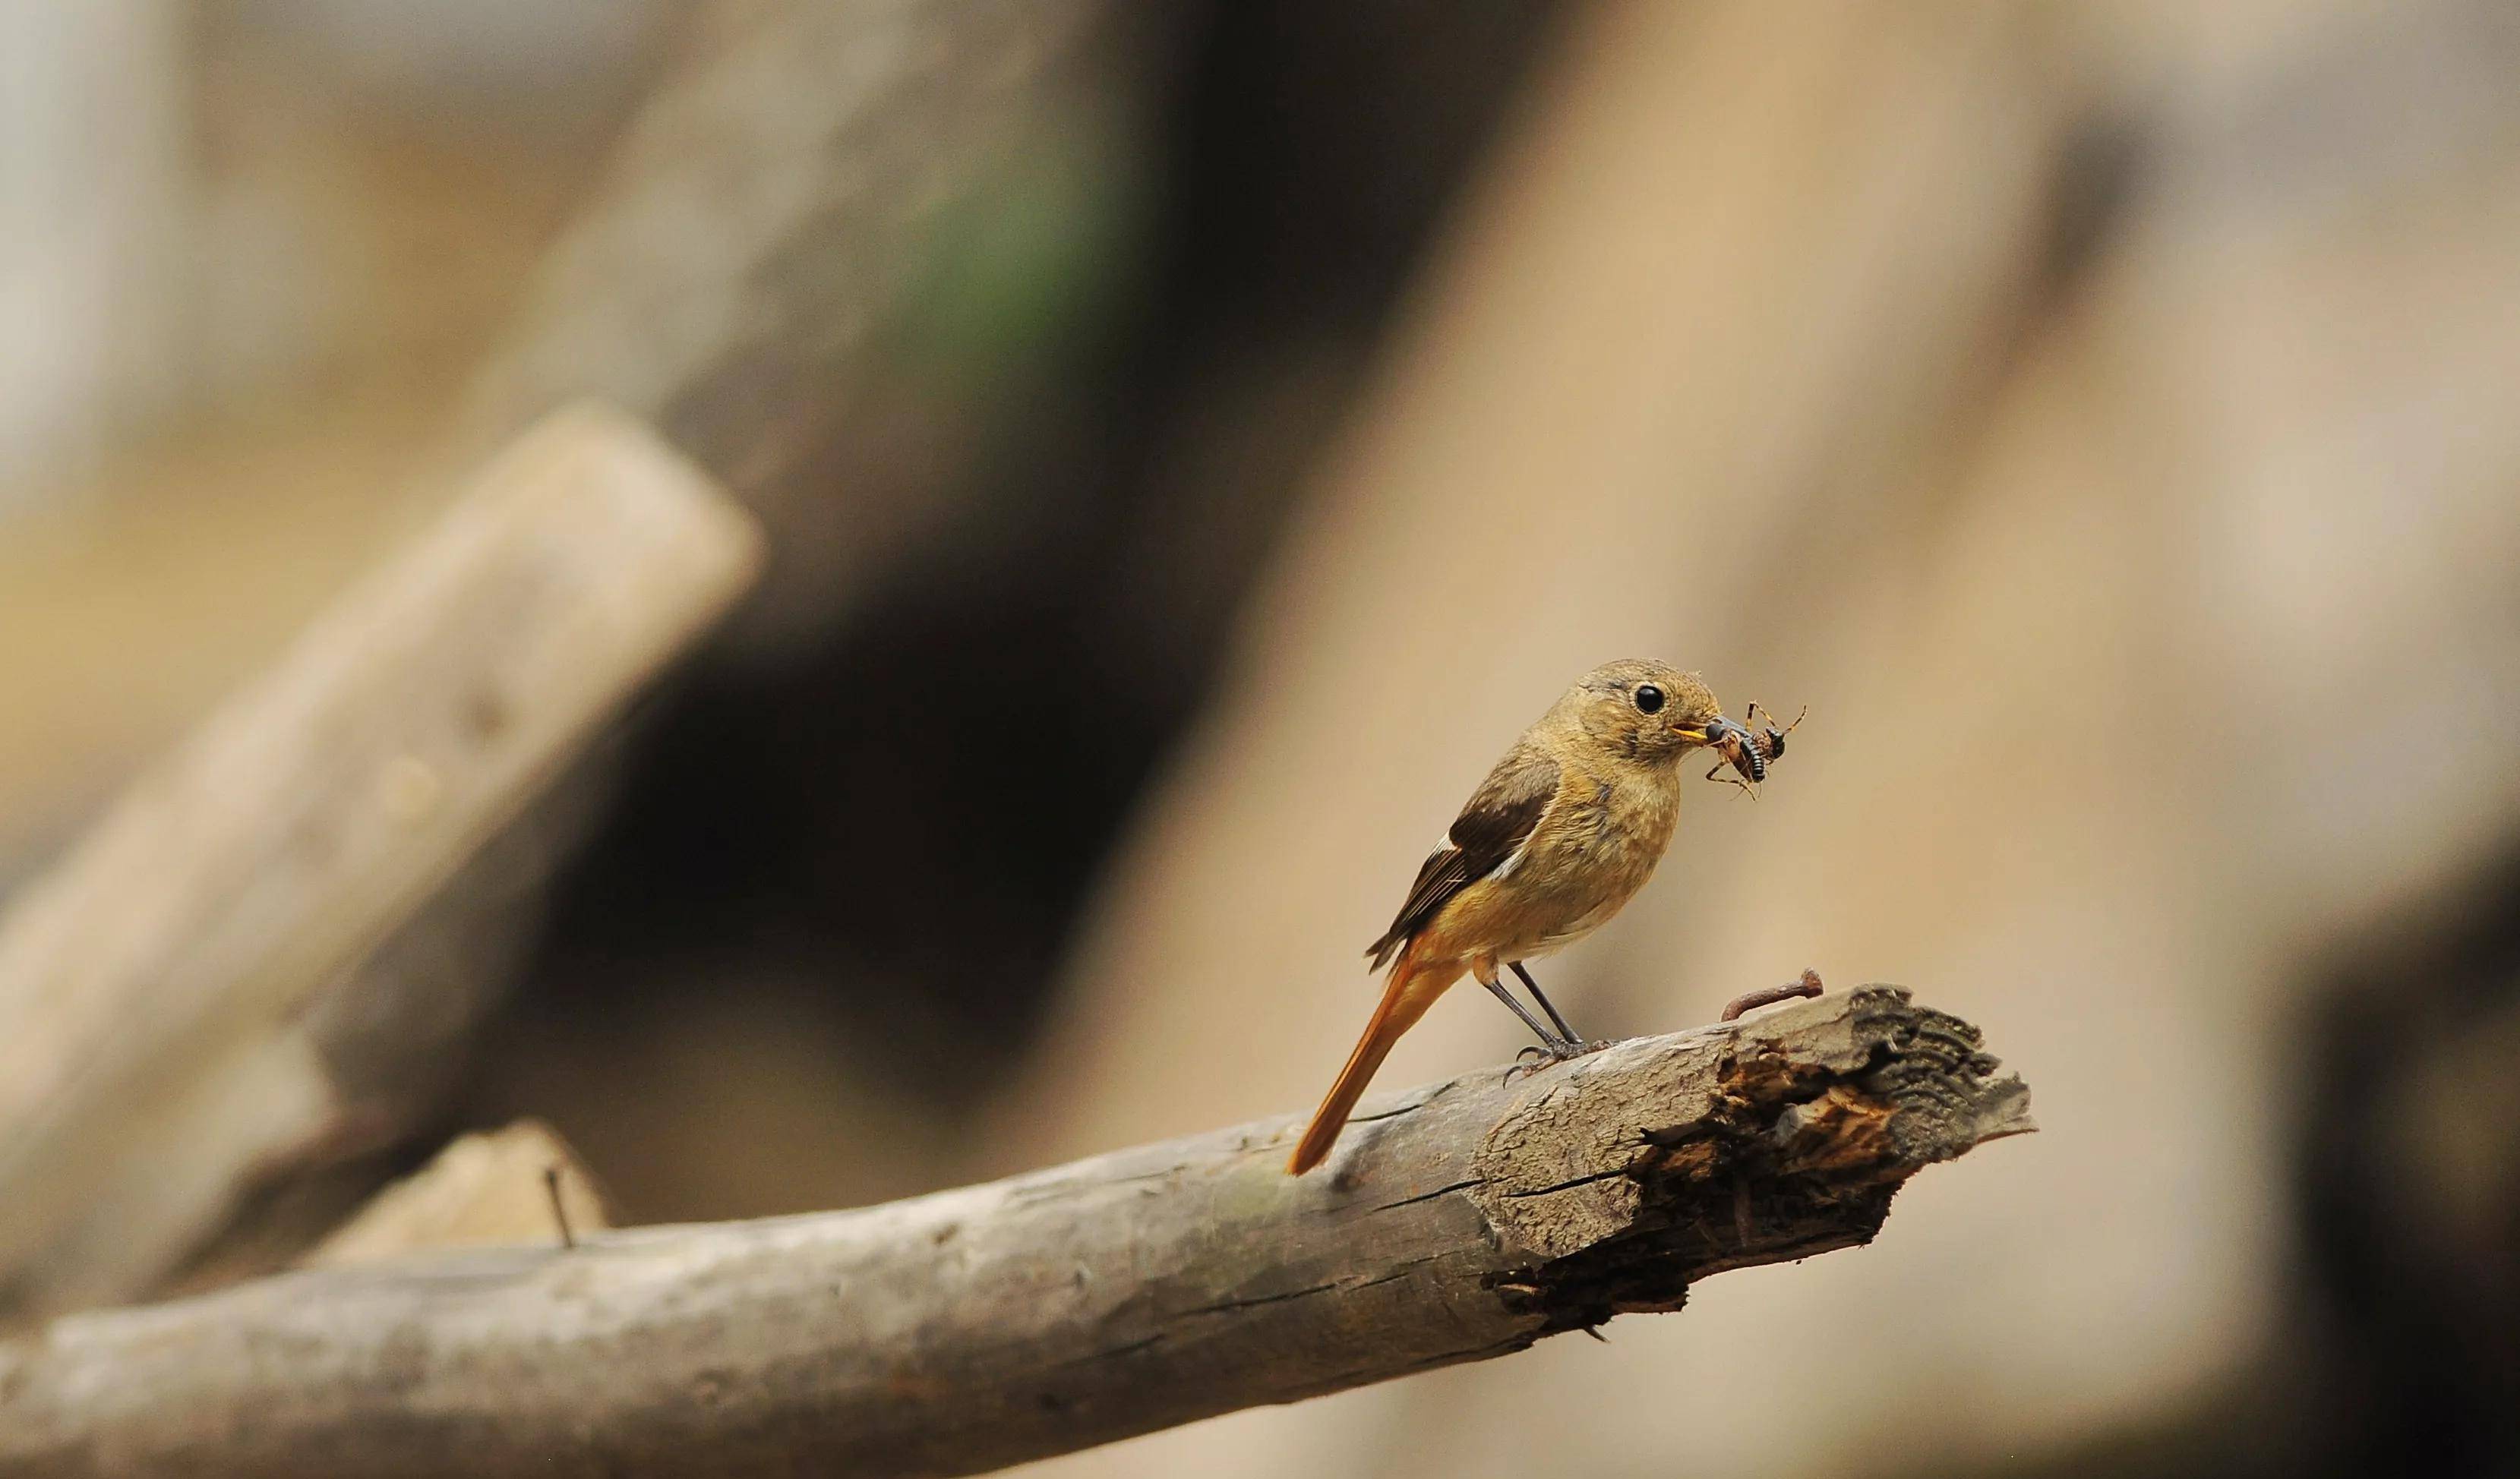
(1487, 787, 1558, 881)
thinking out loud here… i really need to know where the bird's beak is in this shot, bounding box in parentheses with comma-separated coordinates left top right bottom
(1678, 717, 1748, 748)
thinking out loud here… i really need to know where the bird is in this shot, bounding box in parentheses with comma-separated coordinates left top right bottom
(1286, 659, 1753, 1175)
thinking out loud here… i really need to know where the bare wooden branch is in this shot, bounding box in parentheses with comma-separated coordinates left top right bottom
(0, 988, 2029, 1479)
(0, 402, 763, 1320)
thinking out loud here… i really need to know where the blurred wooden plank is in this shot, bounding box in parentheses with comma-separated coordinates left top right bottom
(455, 0, 1137, 644)
(0, 0, 1138, 872)
(0, 401, 762, 1318)
(0, 0, 189, 499)
(0, 0, 1144, 1313)
(304, 1120, 610, 1267)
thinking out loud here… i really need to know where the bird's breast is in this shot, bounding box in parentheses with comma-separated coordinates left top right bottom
(1449, 763, 1684, 959)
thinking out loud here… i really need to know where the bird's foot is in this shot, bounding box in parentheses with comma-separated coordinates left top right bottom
(1503, 1037, 1612, 1083)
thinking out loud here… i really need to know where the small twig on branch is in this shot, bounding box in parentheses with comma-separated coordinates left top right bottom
(0, 987, 2029, 1479)
(545, 1165, 577, 1252)
(1722, 967, 1827, 1020)
(301, 1121, 610, 1269)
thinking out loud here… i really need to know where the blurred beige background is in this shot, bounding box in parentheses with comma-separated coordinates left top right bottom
(3, 2, 2515, 1476)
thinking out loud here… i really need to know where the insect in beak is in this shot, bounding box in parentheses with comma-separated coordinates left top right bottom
(1703, 705, 1803, 795)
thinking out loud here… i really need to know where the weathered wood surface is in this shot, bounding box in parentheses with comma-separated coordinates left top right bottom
(0, 402, 762, 1320)
(0, 988, 2029, 1479)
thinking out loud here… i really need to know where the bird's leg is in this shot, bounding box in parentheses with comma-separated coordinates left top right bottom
(1510, 960, 1582, 1045)
(1482, 973, 1571, 1053)
(1497, 965, 1610, 1083)
(1486, 971, 1603, 1083)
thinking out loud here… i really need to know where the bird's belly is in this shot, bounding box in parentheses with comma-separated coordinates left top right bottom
(1435, 821, 1668, 963)
(1511, 868, 1652, 958)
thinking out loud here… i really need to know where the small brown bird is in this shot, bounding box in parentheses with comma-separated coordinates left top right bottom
(1287, 659, 1753, 1175)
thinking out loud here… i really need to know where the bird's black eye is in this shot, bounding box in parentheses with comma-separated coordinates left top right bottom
(1633, 684, 1665, 714)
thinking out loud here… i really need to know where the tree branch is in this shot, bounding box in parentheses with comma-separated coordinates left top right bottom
(0, 987, 2029, 1479)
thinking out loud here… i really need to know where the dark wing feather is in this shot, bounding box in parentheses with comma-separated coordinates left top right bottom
(1365, 743, 1560, 970)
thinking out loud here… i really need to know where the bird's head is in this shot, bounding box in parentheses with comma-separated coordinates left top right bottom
(1558, 659, 1746, 764)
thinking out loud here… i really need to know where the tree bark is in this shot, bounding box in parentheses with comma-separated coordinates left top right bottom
(0, 987, 2029, 1479)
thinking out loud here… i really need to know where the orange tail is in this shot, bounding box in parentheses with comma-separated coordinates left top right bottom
(1287, 951, 1462, 1175)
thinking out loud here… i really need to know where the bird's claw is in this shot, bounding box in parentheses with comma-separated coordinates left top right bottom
(1503, 1037, 1610, 1083)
